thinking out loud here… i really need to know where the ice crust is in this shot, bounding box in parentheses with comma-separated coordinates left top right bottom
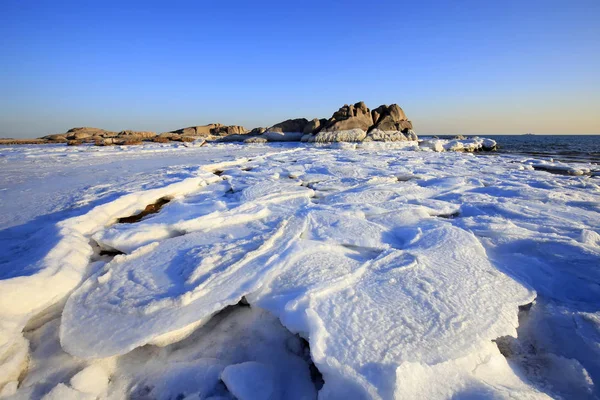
(0, 142, 599, 399)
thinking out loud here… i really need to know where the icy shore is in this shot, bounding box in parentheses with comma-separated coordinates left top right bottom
(0, 142, 598, 399)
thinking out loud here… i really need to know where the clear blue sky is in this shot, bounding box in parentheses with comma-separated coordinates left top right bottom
(1, 0, 599, 137)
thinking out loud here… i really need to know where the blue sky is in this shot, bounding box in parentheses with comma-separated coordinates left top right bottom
(1, 0, 599, 137)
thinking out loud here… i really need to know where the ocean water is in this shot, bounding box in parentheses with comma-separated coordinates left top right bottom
(436, 135, 600, 164)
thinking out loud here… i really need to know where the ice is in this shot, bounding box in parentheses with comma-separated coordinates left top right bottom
(1, 142, 599, 399)
(221, 362, 278, 400)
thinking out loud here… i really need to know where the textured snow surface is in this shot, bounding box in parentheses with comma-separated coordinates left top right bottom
(1, 142, 599, 399)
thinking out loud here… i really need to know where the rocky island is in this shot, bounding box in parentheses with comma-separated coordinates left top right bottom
(0, 102, 496, 151)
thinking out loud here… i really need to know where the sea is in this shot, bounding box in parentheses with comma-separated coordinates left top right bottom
(433, 135, 600, 165)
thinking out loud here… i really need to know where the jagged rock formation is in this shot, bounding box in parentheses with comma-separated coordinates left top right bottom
(37, 128, 159, 146)
(323, 102, 374, 132)
(20, 102, 424, 146)
(64, 127, 117, 140)
(167, 124, 247, 138)
(260, 119, 309, 141)
(301, 101, 416, 143)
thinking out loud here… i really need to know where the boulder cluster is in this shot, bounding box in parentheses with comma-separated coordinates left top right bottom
(234, 101, 417, 144)
(27, 102, 418, 146)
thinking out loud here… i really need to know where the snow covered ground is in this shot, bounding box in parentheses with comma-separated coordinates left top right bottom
(0, 141, 599, 399)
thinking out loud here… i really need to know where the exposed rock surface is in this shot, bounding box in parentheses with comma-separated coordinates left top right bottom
(167, 124, 247, 137)
(266, 119, 309, 134)
(303, 118, 321, 134)
(368, 104, 412, 134)
(117, 130, 156, 138)
(249, 127, 267, 135)
(14, 102, 432, 147)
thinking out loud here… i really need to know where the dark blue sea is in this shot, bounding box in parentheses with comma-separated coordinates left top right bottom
(436, 135, 600, 164)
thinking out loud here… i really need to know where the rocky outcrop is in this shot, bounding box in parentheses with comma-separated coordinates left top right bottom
(363, 104, 414, 142)
(299, 102, 416, 143)
(267, 119, 309, 134)
(167, 124, 247, 137)
(255, 118, 309, 142)
(210, 125, 247, 136)
(41, 134, 67, 142)
(244, 136, 268, 144)
(303, 118, 321, 134)
(64, 127, 117, 140)
(249, 127, 267, 135)
(117, 130, 156, 139)
(22, 102, 426, 147)
(321, 102, 374, 133)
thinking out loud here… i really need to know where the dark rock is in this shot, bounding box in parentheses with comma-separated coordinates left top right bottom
(267, 118, 309, 134)
(322, 101, 373, 132)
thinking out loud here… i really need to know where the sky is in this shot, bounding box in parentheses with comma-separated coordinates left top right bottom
(1, 0, 599, 138)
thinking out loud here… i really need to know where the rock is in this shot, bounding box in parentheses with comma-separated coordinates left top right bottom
(262, 131, 304, 142)
(67, 140, 83, 146)
(454, 135, 466, 140)
(158, 132, 178, 140)
(94, 138, 115, 146)
(266, 118, 309, 134)
(117, 130, 156, 138)
(167, 124, 247, 138)
(169, 123, 221, 136)
(303, 118, 321, 134)
(369, 104, 411, 133)
(219, 134, 250, 142)
(244, 136, 268, 144)
(42, 134, 67, 141)
(249, 127, 267, 135)
(64, 127, 116, 140)
(322, 101, 373, 132)
(210, 125, 247, 136)
(152, 137, 170, 143)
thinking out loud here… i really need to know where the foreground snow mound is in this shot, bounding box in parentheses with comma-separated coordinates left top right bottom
(251, 219, 534, 399)
(58, 150, 540, 399)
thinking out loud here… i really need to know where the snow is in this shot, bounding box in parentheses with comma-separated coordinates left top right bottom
(1, 141, 599, 399)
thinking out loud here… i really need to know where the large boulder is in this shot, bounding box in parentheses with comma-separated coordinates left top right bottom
(169, 124, 222, 136)
(321, 101, 373, 132)
(167, 124, 247, 138)
(262, 131, 304, 142)
(303, 118, 321, 134)
(249, 127, 267, 135)
(64, 127, 115, 140)
(370, 104, 412, 133)
(210, 125, 247, 136)
(244, 136, 268, 144)
(116, 130, 156, 139)
(41, 134, 67, 142)
(266, 118, 309, 134)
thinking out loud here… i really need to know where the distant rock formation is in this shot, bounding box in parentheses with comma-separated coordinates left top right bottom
(18, 102, 439, 148)
(261, 119, 309, 142)
(167, 124, 247, 138)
